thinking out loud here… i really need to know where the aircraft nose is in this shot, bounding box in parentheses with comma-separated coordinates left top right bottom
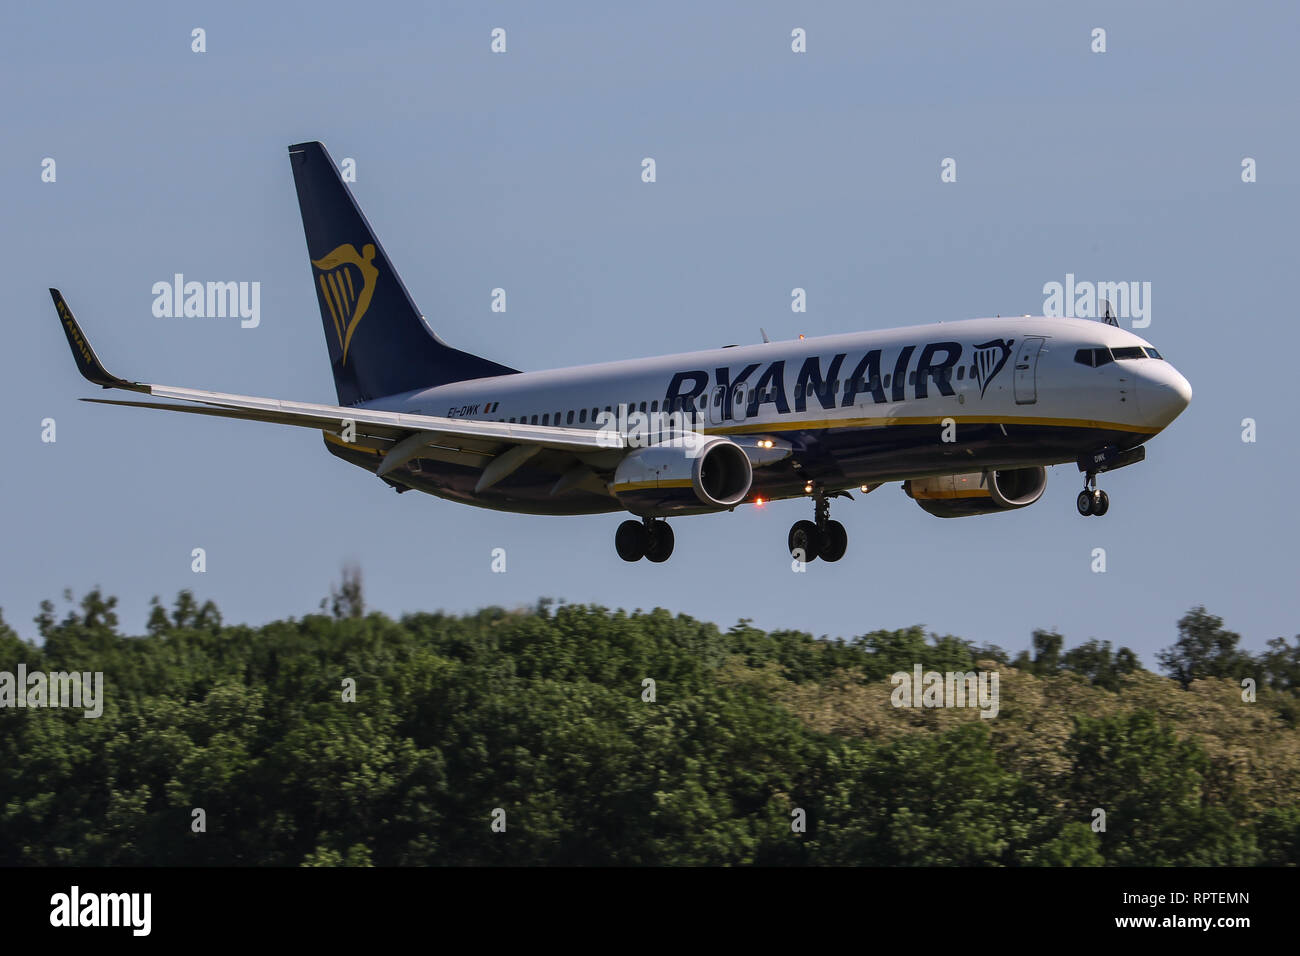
(1137, 361, 1192, 427)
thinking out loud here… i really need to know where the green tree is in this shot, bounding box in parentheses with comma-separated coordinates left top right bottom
(1157, 606, 1251, 687)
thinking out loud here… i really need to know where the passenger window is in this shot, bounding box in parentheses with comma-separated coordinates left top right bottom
(969, 364, 977, 379)
(639, 401, 647, 413)
(883, 374, 891, 389)
(908, 371, 916, 386)
(567, 410, 574, 424)
(579, 408, 587, 423)
(651, 400, 658, 412)
(956, 366, 965, 380)
(530, 415, 538, 424)
(542, 414, 549, 425)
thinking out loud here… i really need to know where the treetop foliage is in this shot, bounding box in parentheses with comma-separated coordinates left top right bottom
(0, 588, 1295, 866)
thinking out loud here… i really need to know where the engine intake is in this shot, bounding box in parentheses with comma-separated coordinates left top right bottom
(904, 466, 1047, 518)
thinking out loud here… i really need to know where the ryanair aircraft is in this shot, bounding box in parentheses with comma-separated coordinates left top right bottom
(50, 141, 1191, 564)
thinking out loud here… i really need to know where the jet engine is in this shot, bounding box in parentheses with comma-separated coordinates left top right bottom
(612, 438, 753, 516)
(904, 466, 1047, 518)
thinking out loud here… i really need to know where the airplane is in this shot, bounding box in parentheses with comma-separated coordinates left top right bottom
(49, 141, 1192, 565)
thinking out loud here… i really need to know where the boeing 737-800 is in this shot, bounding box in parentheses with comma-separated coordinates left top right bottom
(49, 141, 1191, 564)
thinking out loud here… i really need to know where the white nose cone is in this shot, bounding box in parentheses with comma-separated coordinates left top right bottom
(1138, 362, 1192, 427)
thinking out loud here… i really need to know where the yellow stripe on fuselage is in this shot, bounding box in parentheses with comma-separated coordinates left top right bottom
(708, 413, 1158, 436)
(320, 413, 1151, 475)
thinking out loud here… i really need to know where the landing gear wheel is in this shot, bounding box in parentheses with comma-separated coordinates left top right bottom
(789, 520, 821, 562)
(615, 520, 647, 562)
(819, 520, 848, 562)
(1092, 490, 1109, 516)
(1076, 490, 1093, 516)
(644, 521, 675, 563)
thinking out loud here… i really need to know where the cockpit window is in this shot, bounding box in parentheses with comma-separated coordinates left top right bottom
(1076, 348, 1114, 367)
(1112, 347, 1146, 360)
(1144, 347, 1163, 359)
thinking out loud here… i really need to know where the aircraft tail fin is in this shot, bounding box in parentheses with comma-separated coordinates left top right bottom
(288, 141, 518, 405)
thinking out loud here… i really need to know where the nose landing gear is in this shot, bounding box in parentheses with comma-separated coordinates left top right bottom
(1074, 444, 1142, 518)
(1076, 473, 1110, 517)
(788, 486, 849, 562)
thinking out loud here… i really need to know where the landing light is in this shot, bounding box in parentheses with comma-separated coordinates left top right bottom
(804, 482, 814, 494)
(755, 497, 766, 507)
(860, 485, 869, 492)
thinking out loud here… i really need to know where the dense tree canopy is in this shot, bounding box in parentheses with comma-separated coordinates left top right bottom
(0, 588, 1295, 866)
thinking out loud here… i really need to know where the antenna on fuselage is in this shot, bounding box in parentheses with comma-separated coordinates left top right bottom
(760, 327, 770, 343)
(1101, 299, 1119, 327)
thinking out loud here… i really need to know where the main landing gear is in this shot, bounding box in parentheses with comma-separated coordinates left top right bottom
(788, 486, 848, 562)
(615, 517, 675, 563)
(1076, 473, 1110, 517)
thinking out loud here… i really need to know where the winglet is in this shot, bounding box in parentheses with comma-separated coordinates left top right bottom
(48, 289, 145, 391)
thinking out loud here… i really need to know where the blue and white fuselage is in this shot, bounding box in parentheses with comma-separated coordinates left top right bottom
(50, 141, 1190, 564)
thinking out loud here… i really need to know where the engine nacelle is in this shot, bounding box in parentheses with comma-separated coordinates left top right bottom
(612, 438, 753, 516)
(904, 466, 1047, 518)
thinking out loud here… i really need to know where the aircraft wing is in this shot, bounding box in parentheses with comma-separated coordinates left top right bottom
(50, 289, 623, 486)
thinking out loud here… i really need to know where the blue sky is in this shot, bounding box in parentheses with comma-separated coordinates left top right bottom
(3, 1, 1296, 665)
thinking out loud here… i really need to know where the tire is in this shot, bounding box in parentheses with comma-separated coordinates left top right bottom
(1076, 490, 1093, 516)
(615, 520, 646, 561)
(1093, 490, 1109, 516)
(645, 521, 675, 563)
(788, 520, 821, 561)
(819, 520, 848, 562)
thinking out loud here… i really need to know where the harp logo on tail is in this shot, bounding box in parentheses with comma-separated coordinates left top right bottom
(311, 243, 379, 365)
(972, 338, 1014, 399)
